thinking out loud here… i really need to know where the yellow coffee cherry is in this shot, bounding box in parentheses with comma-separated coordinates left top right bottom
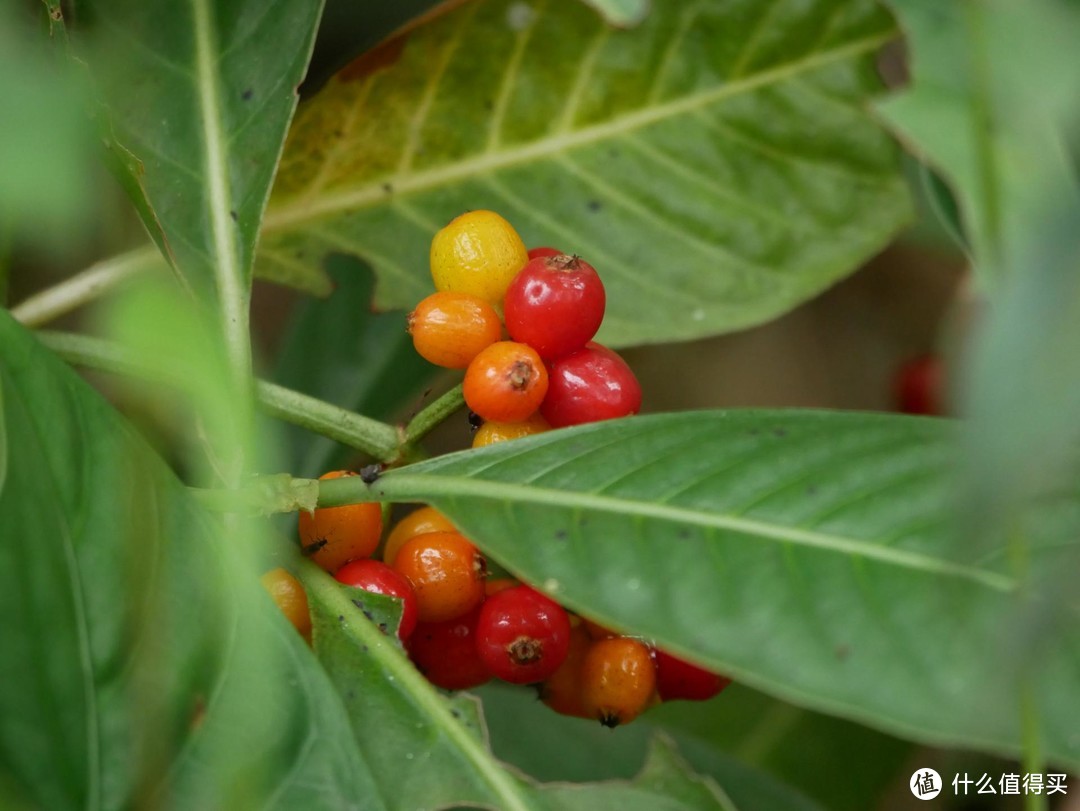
(430, 210, 528, 304)
(472, 413, 551, 447)
(382, 505, 457, 565)
(260, 568, 312, 642)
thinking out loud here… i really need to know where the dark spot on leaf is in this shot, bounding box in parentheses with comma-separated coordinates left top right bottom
(241, 88, 253, 101)
(451, 709, 462, 720)
(484, 99, 494, 110)
(806, 485, 819, 496)
(835, 644, 850, 661)
(361, 645, 368, 653)
(677, 528, 691, 539)
(301, 538, 328, 556)
(360, 464, 382, 484)
(346, 690, 355, 700)
(773, 428, 788, 437)
(554, 529, 567, 540)
(378, 623, 389, 634)
(748, 429, 760, 436)
(382, 182, 393, 194)
(338, 615, 345, 623)
(229, 209, 238, 222)
(586, 200, 602, 212)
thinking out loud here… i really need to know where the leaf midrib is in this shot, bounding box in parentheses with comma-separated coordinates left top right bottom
(263, 29, 897, 233)
(369, 472, 1015, 593)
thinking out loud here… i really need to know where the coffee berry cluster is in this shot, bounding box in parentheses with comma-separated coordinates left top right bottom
(263, 211, 729, 727)
(412, 209, 642, 434)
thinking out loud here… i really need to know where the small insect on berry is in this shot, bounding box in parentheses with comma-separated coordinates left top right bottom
(475, 585, 571, 684)
(335, 559, 419, 641)
(464, 341, 549, 423)
(408, 292, 502, 369)
(299, 471, 383, 573)
(504, 254, 606, 359)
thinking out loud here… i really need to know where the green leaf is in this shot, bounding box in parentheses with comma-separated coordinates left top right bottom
(0, 4, 95, 250)
(264, 0, 912, 346)
(302, 564, 754, 811)
(273, 254, 439, 476)
(877, 0, 1080, 284)
(0, 309, 386, 809)
(577, 0, 651, 28)
(72, 0, 326, 309)
(478, 681, 828, 811)
(327, 411, 1080, 767)
(880, 2, 1080, 652)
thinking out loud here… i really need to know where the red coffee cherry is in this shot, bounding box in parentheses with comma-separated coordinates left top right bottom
(335, 559, 419, 642)
(654, 649, 731, 702)
(894, 354, 943, 415)
(540, 342, 641, 427)
(475, 585, 571, 684)
(527, 246, 563, 260)
(504, 254, 607, 359)
(407, 606, 491, 691)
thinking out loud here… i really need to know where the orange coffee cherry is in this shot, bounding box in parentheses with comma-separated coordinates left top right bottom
(539, 621, 592, 718)
(580, 637, 657, 727)
(430, 210, 528, 304)
(472, 413, 551, 448)
(391, 531, 487, 623)
(463, 341, 548, 423)
(260, 568, 312, 642)
(383, 506, 457, 566)
(408, 292, 502, 369)
(299, 471, 383, 573)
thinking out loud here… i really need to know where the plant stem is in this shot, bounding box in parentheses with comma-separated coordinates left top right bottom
(963, 1, 1004, 280)
(257, 380, 400, 463)
(1020, 682, 1048, 811)
(39, 330, 402, 463)
(403, 383, 465, 446)
(10, 245, 159, 327)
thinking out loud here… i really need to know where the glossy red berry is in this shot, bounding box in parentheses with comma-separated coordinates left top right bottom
(335, 559, 419, 641)
(504, 255, 606, 359)
(407, 606, 491, 690)
(894, 354, 943, 415)
(541, 342, 642, 427)
(654, 649, 731, 702)
(476, 585, 571, 684)
(527, 246, 562, 260)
